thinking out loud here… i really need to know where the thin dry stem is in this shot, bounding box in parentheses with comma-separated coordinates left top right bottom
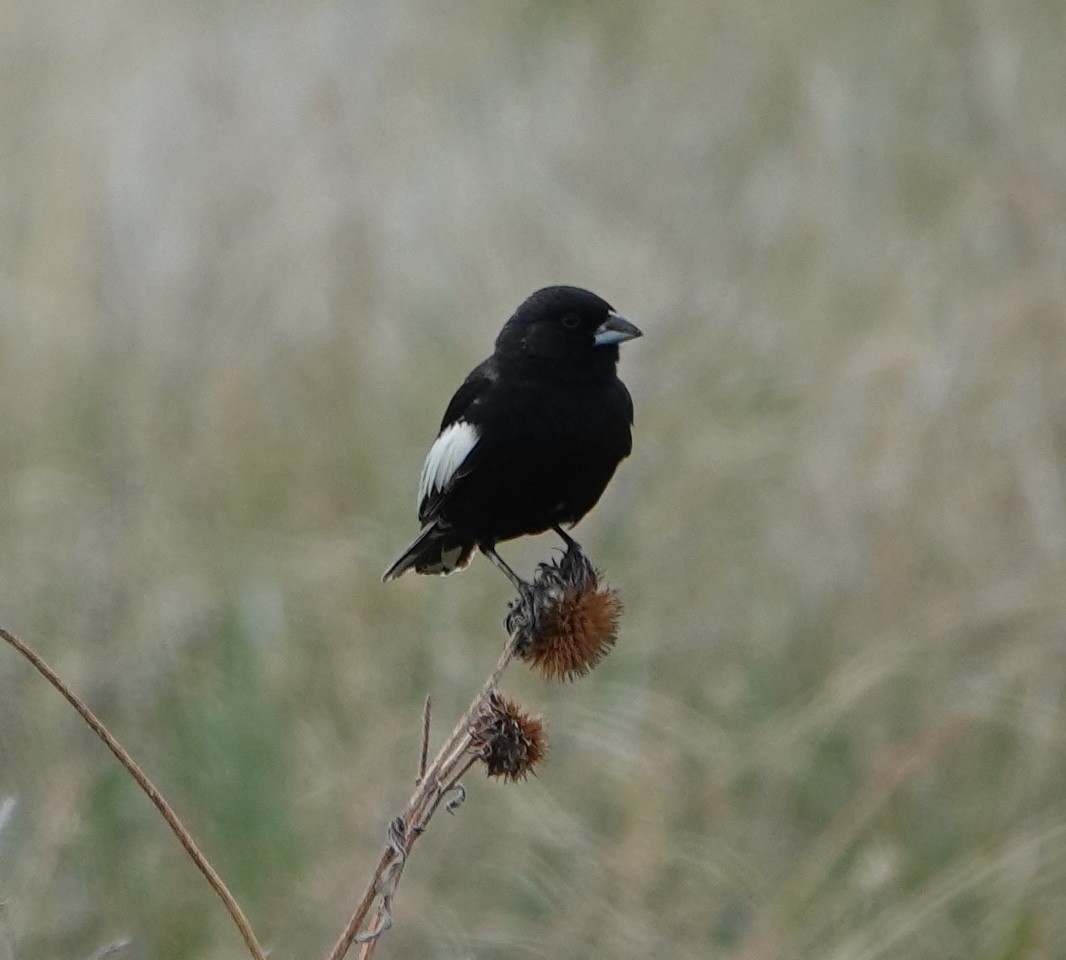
(0, 626, 267, 960)
(417, 695, 432, 783)
(327, 630, 522, 960)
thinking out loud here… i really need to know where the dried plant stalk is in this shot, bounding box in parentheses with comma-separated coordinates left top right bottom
(0, 626, 267, 960)
(332, 546, 618, 958)
(327, 628, 524, 960)
(3, 543, 622, 960)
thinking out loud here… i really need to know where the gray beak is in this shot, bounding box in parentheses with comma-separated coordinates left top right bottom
(593, 312, 643, 347)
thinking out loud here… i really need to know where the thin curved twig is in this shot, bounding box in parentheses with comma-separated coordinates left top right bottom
(0, 626, 266, 960)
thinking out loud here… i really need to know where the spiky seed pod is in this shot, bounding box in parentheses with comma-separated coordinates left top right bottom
(469, 692, 547, 782)
(508, 546, 623, 681)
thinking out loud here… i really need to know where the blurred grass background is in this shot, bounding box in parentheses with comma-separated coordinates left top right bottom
(2, 0, 1066, 957)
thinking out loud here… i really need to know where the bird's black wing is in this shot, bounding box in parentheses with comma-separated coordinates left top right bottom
(417, 359, 496, 524)
(438, 358, 496, 431)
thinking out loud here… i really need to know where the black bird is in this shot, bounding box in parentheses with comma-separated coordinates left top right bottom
(382, 285, 642, 589)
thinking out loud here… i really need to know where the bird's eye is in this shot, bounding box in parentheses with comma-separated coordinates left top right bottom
(561, 314, 580, 330)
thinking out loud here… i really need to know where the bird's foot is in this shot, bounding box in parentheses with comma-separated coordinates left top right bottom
(504, 579, 540, 637)
(507, 545, 621, 679)
(556, 538, 595, 586)
(506, 544, 593, 651)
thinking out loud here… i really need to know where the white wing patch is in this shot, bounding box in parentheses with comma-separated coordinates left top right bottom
(418, 420, 480, 508)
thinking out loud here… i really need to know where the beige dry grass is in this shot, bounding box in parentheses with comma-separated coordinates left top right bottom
(2, 1, 1066, 957)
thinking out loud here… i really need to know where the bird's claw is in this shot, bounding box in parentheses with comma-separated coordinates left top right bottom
(557, 540, 594, 586)
(505, 580, 539, 637)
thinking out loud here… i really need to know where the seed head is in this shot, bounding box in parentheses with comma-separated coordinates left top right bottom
(470, 692, 547, 782)
(509, 547, 623, 680)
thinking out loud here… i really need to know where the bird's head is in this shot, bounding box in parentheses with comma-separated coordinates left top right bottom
(495, 286, 642, 379)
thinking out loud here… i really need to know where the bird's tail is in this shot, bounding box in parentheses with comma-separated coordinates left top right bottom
(381, 522, 476, 581)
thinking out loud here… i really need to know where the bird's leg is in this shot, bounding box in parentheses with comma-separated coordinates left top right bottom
(482, 545, 529, 593)
(551, 524, 581, 551)
(552, 524, 594, 582)
(482, 545, 539, 634)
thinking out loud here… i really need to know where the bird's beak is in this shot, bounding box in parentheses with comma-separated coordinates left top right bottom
(593, 312, 643, 347)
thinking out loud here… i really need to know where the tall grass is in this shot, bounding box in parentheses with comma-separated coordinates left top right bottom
(2, 0, 1065, 957)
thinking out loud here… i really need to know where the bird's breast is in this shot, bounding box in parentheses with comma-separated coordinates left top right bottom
(440, 377, 632, 542)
